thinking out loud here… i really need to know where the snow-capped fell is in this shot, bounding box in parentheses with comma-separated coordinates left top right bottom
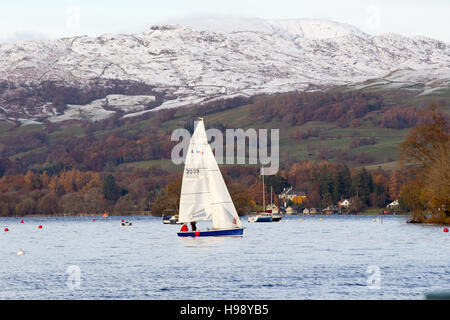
(0, 18, 449, 123)
(175, 17, 368, 40)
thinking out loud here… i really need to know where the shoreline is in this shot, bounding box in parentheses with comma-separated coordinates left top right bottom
(2, 212, 409, 218)
(1, 212, 158, 218)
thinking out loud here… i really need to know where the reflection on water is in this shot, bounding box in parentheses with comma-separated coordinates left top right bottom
(0, 215, 449, 299)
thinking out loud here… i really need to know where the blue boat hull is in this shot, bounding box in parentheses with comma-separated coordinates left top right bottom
(248, 215, 273, 222)
(177, 228, 244, 237)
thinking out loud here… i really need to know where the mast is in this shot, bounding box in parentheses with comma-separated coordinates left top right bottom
(271, 186, 273, 209)
(262, 167, 265, 212)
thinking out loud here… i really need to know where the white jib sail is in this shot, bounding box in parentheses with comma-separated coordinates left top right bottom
(178, 119, 242, 229)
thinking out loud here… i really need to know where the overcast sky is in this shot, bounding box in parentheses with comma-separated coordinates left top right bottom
(1, 0, 449, 43)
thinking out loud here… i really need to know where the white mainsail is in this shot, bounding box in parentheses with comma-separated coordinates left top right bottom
(178, 119, 242, 229)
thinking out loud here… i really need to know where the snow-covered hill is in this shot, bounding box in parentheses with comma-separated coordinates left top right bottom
(0, 18, 449, 123)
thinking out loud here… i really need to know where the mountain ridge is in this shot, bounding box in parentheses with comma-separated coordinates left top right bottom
(0, 18, 449, 124)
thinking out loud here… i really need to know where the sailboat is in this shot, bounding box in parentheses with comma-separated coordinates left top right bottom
(248, 168, 273, 223)
(269, 186, 283, 222)
(248, 169, 282, 222)
(177, 118, 244, 237)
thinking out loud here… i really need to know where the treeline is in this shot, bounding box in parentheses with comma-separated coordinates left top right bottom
(249, 91, 384, 126)
(0, 167, 176, 216)
(279, 161, 401, 210)
(0, 127, 176, 175)
(0, 157, 422, 217)
(249, 90, 442, 129)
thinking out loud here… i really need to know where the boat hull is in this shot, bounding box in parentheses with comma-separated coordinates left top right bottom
(177, 228, 244, 237)
(248, 215, 273, 222)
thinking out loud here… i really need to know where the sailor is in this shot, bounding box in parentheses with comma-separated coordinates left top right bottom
(180, 224, 188, 232)
(190, 222, 197, 231)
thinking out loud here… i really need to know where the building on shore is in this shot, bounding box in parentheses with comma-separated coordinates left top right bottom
(338, 199, 351, 208)
(302, 207, 321, 215)
(387, 199, 399, 209)
(279, 187, 307, 207)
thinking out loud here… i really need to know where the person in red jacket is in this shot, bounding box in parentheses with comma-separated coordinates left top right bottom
(180, 224, 188, 232)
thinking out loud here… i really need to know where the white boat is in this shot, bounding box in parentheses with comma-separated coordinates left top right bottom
(177, 118, 244, 237)
(248, 170, 282, 223)
(162, 209, 181, 224)
(162, 215, 181, 224)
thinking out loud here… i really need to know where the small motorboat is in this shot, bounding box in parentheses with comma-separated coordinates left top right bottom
(162, 214, 181, 225)
(121, 221, 132, 226)
(162, 209, 181, 225)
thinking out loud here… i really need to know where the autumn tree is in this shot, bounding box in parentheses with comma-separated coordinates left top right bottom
(36, 192, 60, 214)
(151, 176, 182, 216)
(399, 103, 450, 221)
(388, 170, 402, 201)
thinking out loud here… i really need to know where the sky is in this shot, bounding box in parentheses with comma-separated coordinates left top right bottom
(0, 0, 449, 42)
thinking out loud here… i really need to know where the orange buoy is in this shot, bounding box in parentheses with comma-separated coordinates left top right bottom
(444, 228, 449, 233)
(4, 228, 9, 232)
(20, 220, 24, 223)
(38, 225, 42, 229)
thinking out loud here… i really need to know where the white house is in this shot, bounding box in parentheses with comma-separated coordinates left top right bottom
(285, 206, 296, 215)
(338, 199, 351, 208)
(387, 200, 399, 209)
(303, 208, 319, 215)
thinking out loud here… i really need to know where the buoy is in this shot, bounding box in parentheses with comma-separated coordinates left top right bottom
(444, 228, 449, 233)
(92, 219, 96, 222)
(38, 225, 42, 229)
(17, 249, 24, 255)
(4, 228, 9, 232)
(320, 218, 323, 221)
(121, 220, 124, 222)
(20, 220, 24, 223)
(299, 218, 303, 221)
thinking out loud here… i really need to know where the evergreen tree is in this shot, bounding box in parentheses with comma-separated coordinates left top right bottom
(351, 168, 374, 206)
(338, 165, 352, 198)
(102, 174, 121, 202)
(264, 175, 290, 194)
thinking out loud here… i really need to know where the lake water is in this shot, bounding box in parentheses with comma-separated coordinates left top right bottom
(0, 215, 449, 300)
